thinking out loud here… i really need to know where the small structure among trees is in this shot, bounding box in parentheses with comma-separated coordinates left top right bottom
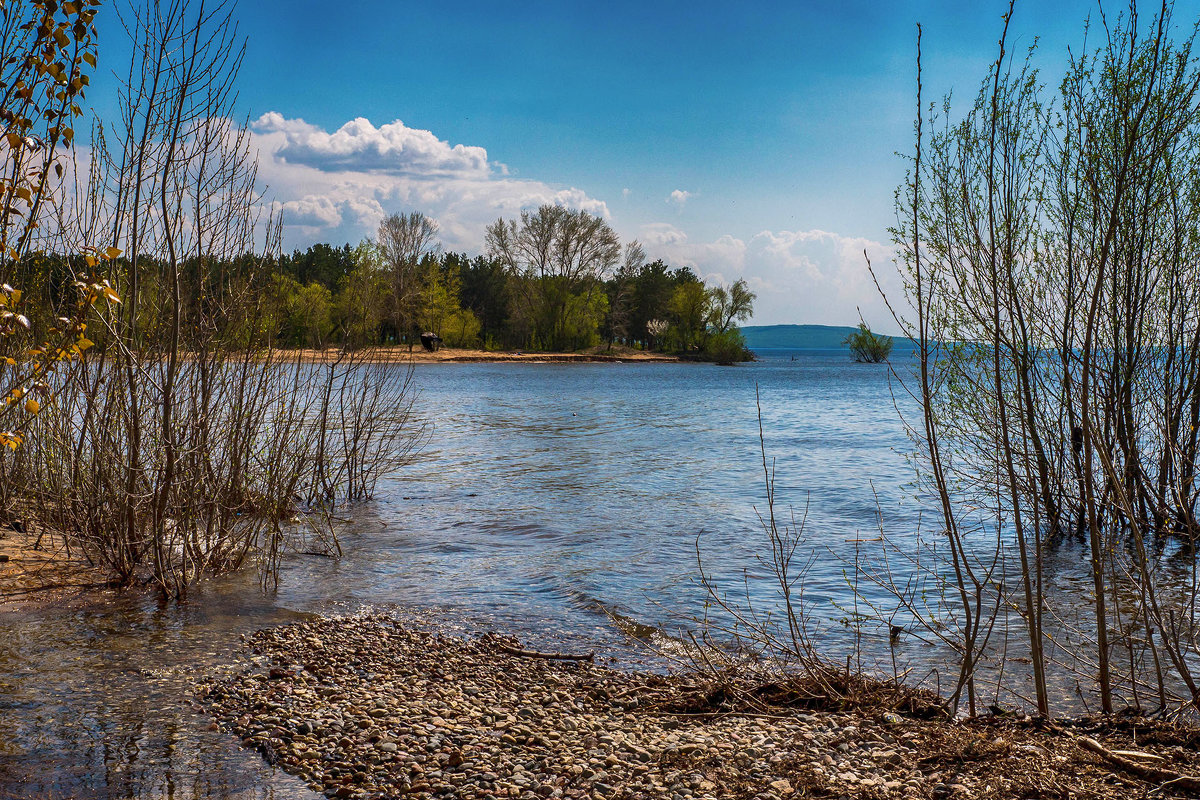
(843, 323, 893, 363)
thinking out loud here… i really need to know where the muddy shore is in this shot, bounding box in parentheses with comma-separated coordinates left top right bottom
(0, 530, 110, 611)
(198, 615, 1200, 800)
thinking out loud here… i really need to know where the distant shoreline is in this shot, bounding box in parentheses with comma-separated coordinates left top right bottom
(281, 346, 685, 365)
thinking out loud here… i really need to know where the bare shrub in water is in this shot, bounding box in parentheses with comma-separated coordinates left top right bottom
(0, 1, 425, 598)
(688, 392, 946, 717)
(694, 4, 1200, 720)
(877, 1, 1200, 716)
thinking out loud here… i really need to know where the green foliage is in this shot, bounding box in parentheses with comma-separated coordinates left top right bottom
(700, 327, 752, 365)
(277, 243, 354, 291)
(708, 279, 756, 334)
(333, 242, 387, 347)
(560, 290, 608, 350)
(114, 208, 757, 358)
(272, 275, 332, 348)
(439, 308, 481, 348)
(458, 253, 510, 343)
(669, 280, 711, 351)
(843, 323, 893, 363)
(418, 261, 462, 337)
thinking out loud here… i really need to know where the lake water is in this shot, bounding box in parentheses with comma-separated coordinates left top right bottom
(0, 350, 1099, 797)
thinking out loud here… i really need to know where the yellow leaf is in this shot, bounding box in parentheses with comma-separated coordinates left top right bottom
(76, 337, 94, 351)
(24, 398, 39, 414)
(103, 247, 121, 260)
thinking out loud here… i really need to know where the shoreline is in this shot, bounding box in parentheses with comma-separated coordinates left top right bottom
(199, 614, 1200, 800)
(283, 346, 685, 365)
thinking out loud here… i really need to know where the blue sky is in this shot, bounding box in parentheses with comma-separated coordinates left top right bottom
(91, 1, 1200, 326)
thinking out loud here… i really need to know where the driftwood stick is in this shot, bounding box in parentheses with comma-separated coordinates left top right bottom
(496, 644, 594, 662)
(1068, 731, 1200, 793)
(1076, 735, 1199, 786)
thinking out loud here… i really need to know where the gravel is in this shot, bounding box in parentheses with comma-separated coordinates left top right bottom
(197, 614, 1200, 800)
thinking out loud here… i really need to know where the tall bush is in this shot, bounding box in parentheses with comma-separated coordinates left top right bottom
(884, 1, 1200, 714)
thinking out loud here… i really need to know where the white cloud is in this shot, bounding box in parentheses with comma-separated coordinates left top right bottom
(253, 113, 490, 178)
(639, 223, 902, 328)
(668, 189, 692, 207)
(249, 113, 609, 251)
(275, 195, 342, 229)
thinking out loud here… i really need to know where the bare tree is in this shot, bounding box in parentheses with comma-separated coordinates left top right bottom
(486, 204, 620, 350)
(377, 211, 439, 350)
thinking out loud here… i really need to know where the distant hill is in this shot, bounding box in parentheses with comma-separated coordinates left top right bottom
(741, 324, 861, 350)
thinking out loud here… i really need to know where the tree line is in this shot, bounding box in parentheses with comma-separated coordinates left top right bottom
(266, 208, 756, 362)
(6, 207, 756, 368)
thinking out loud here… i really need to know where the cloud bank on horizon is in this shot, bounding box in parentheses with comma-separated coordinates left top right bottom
(252, 112, 901, 329)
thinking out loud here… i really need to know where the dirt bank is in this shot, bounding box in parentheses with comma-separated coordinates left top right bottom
(198, 615, 1200, 800)
(285, 346, 682, 364)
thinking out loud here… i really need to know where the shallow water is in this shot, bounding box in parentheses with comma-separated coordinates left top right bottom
(0, 349, 1117, 797)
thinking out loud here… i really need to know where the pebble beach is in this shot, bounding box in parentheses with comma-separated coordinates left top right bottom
(198, 615, 1200, 800)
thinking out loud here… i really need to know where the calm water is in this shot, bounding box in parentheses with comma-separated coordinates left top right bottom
(0, 350, 1080, 797)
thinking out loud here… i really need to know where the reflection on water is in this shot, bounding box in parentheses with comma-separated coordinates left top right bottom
(0, 584, 322, 799)
(0, 350, 1123, 796)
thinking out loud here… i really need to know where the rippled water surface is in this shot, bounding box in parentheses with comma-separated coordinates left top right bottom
(0, 350, 949, 797)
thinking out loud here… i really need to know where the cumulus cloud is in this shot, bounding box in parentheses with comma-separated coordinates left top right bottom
(275, 195, 342, 229)
(253, 112, 490, 178)
(668, 189, 692, 207)
(249, 113, 609, 251)
(639, 224, 903, 328)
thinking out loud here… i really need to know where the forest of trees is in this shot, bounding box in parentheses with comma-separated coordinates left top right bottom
(263, 208, 756, 361)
